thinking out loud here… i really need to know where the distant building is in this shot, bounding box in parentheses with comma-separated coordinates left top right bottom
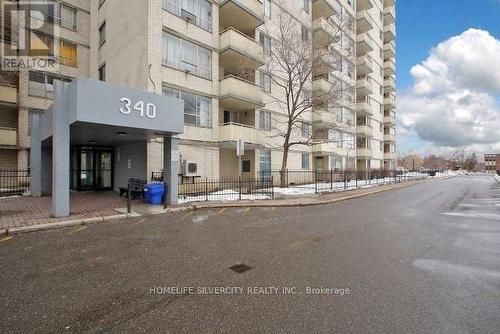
(484, 154, 500, 173)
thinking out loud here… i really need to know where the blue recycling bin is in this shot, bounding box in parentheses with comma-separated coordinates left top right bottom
(144, 183, 166, 205)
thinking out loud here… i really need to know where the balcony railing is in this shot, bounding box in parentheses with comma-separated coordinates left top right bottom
(384, 41, 396, 57)
(383, 58, 396, 75)
(0, 85, 18, 104)
(384, 114, 396, 125)
(384, 76, 396, 92)
(383, 25, 396, 41)
(384, 133, 396, 142)
(0, 127, 17, 146)
(219, 122, 257, 143)
(356, 10, 374, 34)
(356, 33, 374, 55)
(356, 100, 374, 116)
(219, 28, 264, 71)
(219, 0, 264, 33)
(384, 96, 396, 109)
(356, 76, 373, 96)
(356, 148, 373, 159)
(356, 125, 373, 137)
(356, 55, 373, 75)
(383, 6, 396, 26)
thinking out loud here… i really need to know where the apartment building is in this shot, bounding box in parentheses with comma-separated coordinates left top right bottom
(484, 154, 500, 173)
(355, 0, 396, 171)
(0, 0, 396, 189)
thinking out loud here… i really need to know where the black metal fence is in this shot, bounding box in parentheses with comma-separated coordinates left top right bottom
(257, 169, 430, 194)
(0, 170, 30, 197)
(150, 169, 436, 203)
(178, 177, 274, 202)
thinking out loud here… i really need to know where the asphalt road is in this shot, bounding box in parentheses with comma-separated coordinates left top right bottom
(1, 175, 500, 333)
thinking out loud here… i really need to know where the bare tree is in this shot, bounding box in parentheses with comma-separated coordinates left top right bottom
(261, 6, 354, 178)
(448, 146, 467, 169)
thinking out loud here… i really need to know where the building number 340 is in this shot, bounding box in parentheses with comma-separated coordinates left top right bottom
(119, 97, 156, 119)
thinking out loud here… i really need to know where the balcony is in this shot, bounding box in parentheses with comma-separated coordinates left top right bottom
(384, 41, 395, 58)
(384, 96, 396, 109)
(219, 28, 264, 73)
(313, 76, 333, 101)
(384, 113, 396, 125)
(219, 0, 264, 35)
(0, 127, 17, 146)
(356, 148, 373, 159)
(312, 16, 339, 49)
(356, 125, 373, 137)
(383, 6, 396, 26)
(356, 101, 374, 116)
(384, 76, 396, 92)
(356, 76, 373, 96)
(312, 0, 339, 20)
(384, 0, 395, 7)
(383, 25, 396, 42)
(219, 123, 257, 144)
(0, 86, 18, 104)
(312, 142, 342, 154)
(312, 108, 337, 128)
(356, 10, 373, 34)
(356, 55, 373, 75)
(357, 0, 373, 11)
(219, 75, 264, 111)
(384, 152, 396, 160)
(383, 58, 396, 75)
(356, 33, 373, 56)
(384, 133, 396, 142)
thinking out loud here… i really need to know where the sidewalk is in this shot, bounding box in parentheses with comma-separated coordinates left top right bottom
(1, 177, 454, 235)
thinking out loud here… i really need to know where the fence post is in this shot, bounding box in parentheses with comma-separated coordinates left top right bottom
(343, 169, 347, 190)
(205, 177, 208, 201)
(239, 177, 242, 200)
(315, 170, 318, 194)
(127, 182, 131, 214)
(355, 170, 358, 188)
(286, 169, 289, 188)
(330, 170, 333, 191)
(271, 176, 274, 199)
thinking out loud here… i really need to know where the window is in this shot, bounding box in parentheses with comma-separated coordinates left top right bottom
(98, 64, 106, 81)
(163, 0, 213, 32)
(33, 3, 77, 31)
(331, 155, 343, 171)
(59, 40, 77, 67)
(260, 33, 271, 54)
(162, 32, 212, 80)
(328, 130, 341, 147)
(264, 0, 271, 18)
(260, 72, 271, 93)
(163, 86, 212, 127)
(60, 4, 77, 31)
(242, 160, 251, 173)
(99, 22, 106, 46)
(301, 123, 310, 138)
(303, 0, 310, 13)
(259, 111, 271, 131)
(301, 25, 309, 41)
(223, 110, 238, 124)
(28, 72, 70, 99)
(301, 154, 310, 170)
(343, 133, 354, 149)
(260, 150, 272, 175)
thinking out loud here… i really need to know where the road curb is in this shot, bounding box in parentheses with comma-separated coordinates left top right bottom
(1, 178, 440, 236)
(2, 213, 137, 236)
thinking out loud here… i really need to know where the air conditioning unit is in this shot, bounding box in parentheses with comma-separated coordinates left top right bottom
(183, 160, 198, 176)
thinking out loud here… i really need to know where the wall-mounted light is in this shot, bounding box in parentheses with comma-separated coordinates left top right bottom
(89, 140, 97, 144)
(116, 132, 127, 136)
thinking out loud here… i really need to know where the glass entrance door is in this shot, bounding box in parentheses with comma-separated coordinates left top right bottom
(96, 151, 112, 189)
(72, 146, 113, 191)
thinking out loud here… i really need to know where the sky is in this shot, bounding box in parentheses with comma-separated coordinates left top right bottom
(395, 0, 500, 159)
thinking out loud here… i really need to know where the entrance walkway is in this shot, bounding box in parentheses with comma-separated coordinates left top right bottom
(0, 192, 132, 229)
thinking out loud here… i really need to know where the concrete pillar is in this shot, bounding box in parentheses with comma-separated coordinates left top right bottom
(52, 81, 70, 217)
(163, 136, 179, 205)
(30, 113, 41, 197)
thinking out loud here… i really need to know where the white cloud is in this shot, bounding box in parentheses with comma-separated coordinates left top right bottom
(398, 29, 500, 157)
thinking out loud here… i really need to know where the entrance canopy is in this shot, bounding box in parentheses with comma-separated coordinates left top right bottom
(31, 78, 184, 217)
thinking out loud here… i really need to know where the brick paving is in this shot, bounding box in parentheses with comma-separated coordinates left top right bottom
(0, 192, 133, 229)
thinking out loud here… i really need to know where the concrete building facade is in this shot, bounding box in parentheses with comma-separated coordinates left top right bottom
(484, 154, 500, 173)
(0, 0, 397, 186)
